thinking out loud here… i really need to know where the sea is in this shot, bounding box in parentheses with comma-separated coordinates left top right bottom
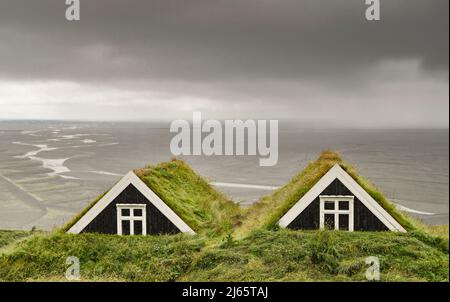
(0, 120, 448, 230)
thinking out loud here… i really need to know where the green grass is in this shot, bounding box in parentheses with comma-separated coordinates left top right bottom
(425, 225, 449, 239)
(135, 159, 241, 236)
(0, 229, 447, 281)
(0, 232, 206, 281)
(0, 230, 32, 249)
(236, 151, 418, 237)
(183, 229, 448, 282)
(1, 153, 448, 281)
(62, 159, 242, 236)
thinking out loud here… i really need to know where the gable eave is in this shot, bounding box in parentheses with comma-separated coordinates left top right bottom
(67, 171, 196, 235)
(278, 164, 406, 232)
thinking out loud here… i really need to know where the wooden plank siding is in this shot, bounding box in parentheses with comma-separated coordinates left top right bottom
(81, 184, 181, 235)
(287, 179, 389, 231)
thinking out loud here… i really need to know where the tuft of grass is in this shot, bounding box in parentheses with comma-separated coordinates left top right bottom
(0, 230, 32, 250)
(135, 159, 241, 236)
(309, 230, 341, 273)
(236, 150, 418, 237)
(425, 225, 449, 239)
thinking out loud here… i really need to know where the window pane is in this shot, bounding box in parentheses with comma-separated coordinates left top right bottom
(324, 201, 335, 210)
(134, 208, 143, 216)
(121, 220, 130, 235)
(324, 214, 335, 229)
(121, 208, 130, 216)
(134, 220, 143, 235)
(339, 201, 349, 210)
(339, 214, 349, 230)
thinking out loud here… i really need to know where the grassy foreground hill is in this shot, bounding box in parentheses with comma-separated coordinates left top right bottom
(0, 229, 447, 281)
(0, 153, 448, 281)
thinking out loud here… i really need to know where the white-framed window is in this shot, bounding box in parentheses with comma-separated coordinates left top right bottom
(319, 195, 354, 231)
(116, 204, 147, 235)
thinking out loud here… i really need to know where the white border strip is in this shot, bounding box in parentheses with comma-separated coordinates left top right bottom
(67, 171, 196, 235)
(278, 164, 406, 232)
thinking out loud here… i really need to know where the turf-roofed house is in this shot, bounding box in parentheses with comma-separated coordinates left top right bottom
(65, 160, 239, 236)
(66, 170, 195, 236)
(278, 156, 406, 232)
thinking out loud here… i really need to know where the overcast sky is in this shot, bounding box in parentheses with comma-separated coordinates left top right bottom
(0, 0, 448, 127)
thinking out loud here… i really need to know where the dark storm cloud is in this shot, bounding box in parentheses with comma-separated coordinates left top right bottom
(0, 0, 448, 82)
(0, 0, 448, 126)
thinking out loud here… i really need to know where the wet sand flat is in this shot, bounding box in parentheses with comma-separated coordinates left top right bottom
(0, 121, 448, 230)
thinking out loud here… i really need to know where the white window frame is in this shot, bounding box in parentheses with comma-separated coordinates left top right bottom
(116, 204, 147, 235)
(319, 195, 354, 231)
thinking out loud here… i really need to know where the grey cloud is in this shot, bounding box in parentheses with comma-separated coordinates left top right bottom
(0, 0, 448, 82)
(0, 0, 447, 127)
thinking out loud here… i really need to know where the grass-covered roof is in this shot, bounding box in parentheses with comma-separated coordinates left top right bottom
(62, 159, 241, 236)
(64, 151, 424, 238)
(236, 151, 418, 237)
(6, 152, 448, 282)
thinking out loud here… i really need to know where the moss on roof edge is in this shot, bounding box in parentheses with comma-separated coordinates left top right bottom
(237, 151, 418, 235)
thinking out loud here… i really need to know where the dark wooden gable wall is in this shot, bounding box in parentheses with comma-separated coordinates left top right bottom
(287, 178, 389, 231)
(81, 184, 181, 235)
